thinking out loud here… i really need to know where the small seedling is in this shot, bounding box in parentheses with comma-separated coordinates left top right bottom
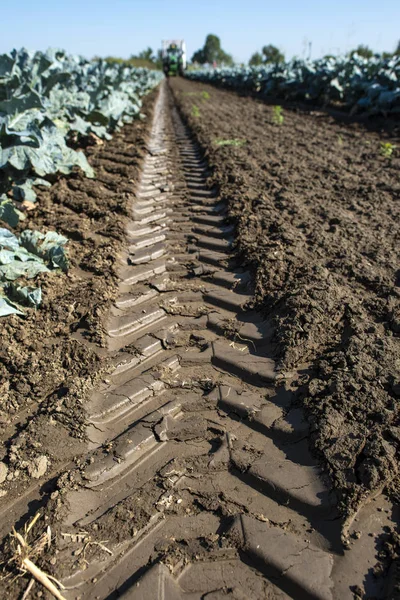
(272, 105, 284, 125)
(380, 142, 396, 159)
(192, 104, 200, 118)
(214, 138, 247, 147)
(183, 91, 210, 100)
(337, 134, 343, 146)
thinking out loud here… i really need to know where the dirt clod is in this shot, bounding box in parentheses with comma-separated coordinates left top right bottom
(27, 456, 48, 479)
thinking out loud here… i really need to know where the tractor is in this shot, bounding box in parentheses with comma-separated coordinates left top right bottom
(161, 40, 186, 77)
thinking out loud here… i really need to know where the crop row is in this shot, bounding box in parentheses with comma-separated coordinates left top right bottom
(186, 54, 400, 114)
(0, 47, 163, 225)
(0, 48, 163, 316)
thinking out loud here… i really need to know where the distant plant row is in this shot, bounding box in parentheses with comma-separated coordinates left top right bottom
(186, 52, 400, 115)
(247, 42, 400, 67)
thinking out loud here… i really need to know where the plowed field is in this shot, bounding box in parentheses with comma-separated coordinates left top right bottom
(0, 79, 399, 600)
(171, 77, 400, 517)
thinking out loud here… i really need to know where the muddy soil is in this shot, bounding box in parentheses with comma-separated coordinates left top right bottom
(0, 90, 158, 509)
(170, 77, 400, 518)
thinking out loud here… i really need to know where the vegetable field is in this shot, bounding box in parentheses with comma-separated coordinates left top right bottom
(0, 48, 162, 217)
(0, 48, 162, 314)
(0, 46, 399, 600)
(186, 54, 400, 113)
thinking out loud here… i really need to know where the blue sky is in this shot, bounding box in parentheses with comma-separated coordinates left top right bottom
(0, 0, 398, 63)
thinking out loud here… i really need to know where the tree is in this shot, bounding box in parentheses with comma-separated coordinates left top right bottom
(262, 44, 285, 64)
(191, 34, 233, 65)
(218, 49, 234, 66)
(248, 45, 285, 66)
(394, 40, 400, 56)
(349, 45, 374, 59)
(249, 52, 263, 66)
(202, 34, 221, 63)
(191, 48, 205, 64)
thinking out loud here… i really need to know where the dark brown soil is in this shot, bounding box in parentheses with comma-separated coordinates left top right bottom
(1, 78, 398, 599)
(170, 77, 400, 518)
(0, 90, 158, 507)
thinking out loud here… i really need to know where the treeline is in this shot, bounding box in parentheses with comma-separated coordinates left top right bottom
(101, 47, 162, 70)
(101, 37, 400, 70)
(191, 36, 400, 67)
(102, 36, 235, 69)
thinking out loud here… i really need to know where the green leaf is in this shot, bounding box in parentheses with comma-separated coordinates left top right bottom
(0, 197, 25, 227)
(19, 229, 69, 270)
(68, 114, 110, 140)
(0, 227, 19, 250)
(0, 296, 24, 316)
(0, 54, 15, 78)
(18, 229, 44, 253)
(0, 259, 49, 280)
(48, 245, 68, 271)
(5, 282, 42, 307)
(0, 247, 39, 264)
(0, 86, 44, 115)
(13, 180, 37, 203)
(0, 123, 94, 179)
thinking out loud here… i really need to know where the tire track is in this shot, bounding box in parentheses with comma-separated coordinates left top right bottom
(7, 81, 394, 599)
